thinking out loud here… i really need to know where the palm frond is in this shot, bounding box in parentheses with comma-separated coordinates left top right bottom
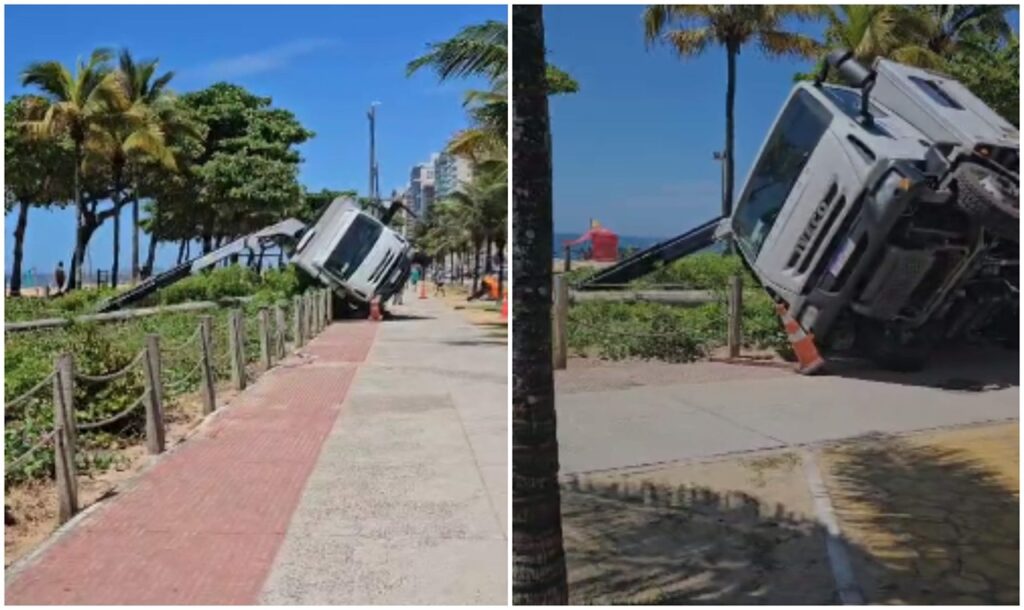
(759, 30, 822, 59)
(20, 61, 73, 101)
(407, 20, 506, 81)
(665, 28, 714, 57)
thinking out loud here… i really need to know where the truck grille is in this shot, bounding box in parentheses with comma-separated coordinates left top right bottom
(368, 250, 395, 284)
(788, 182, 845, 272)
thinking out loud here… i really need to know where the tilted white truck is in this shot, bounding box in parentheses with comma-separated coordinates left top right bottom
(724, 51, 1018, 370)
(98, 196, 412, 315)
(578, 51, 1018, 371)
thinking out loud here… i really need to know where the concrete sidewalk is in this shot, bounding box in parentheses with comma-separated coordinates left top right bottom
(260, 296, 507, 604)
(556, 351, 1018, 474)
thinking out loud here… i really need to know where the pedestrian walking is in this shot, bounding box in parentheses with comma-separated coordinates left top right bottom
(433, 267, 447, 296)
(53, 261, 66, 293)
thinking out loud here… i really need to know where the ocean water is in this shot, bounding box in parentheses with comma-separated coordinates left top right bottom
(5, 269, 157, 290)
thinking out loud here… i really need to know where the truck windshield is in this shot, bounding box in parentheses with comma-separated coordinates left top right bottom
(323, 214, 383, 280)
(734, 89, 831, 259)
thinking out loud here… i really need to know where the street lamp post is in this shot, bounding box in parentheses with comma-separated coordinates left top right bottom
(368, 102, 381, 203)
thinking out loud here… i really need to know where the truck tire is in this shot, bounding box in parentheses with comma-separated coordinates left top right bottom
(953, 161, 1019, 242)
(857, 322, 931, 372)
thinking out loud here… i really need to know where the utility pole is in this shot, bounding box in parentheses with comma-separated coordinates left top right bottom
(368, 102, 381, 204)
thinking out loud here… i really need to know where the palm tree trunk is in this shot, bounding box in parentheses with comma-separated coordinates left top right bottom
(177, 239, 187, 264)
(70, 140, 84, 291)
(112, 202, 120, 288)
(472, 239, 481, 294)
(724, 42, 737, 219)
(496, 239, 506, 300)
(9, 200, 30, 297)
(131, 191, 140, 283)
(144, 231, 158, 278)
(511, 5, 568, 604)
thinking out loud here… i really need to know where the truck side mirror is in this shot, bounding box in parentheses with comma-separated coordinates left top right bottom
(814, 49, 876, 125)
(713, 218, 734, 241)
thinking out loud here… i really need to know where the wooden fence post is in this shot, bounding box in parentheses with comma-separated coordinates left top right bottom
(52, 353, 78, 523)
(142, 335, 165, 454)
(728, 274, 743, 359)
(315, 288, 323, 329)
(315, 290, 322, 329)
(293, 296, 304, 347)
(259, 308, 272, 370)
(199, 316, 216, 415)
(309, 293, 318, 335)
(235, 310, 248, 390)
(227, 309, 244, 390)
(274, 304, 287, 359)
(305, 293, 314, 336)
(326, 288, 334, 322)
(553, 275, 569, 370)
(564, 245, 572, 273)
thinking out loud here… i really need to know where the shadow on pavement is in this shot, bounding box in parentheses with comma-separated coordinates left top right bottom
(562, 478, 855, 604)
(824, 434, 1019, 604)
(384, 313, 436, 322)
(443, 338, 507, 347)
(562, 431, 1019, 604)
(825, 345, 1018, 392)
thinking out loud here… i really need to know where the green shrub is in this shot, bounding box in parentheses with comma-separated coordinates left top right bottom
(5, 288, 117, 322)
(4, 309, 234, 484)
(159, 266, 260, 305)
(567, 291, 788, 362)
(633, 253, 755, 289)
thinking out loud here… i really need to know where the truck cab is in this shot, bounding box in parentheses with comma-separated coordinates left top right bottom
(291, 196, 411, 307)
(731, 53, 1018, 369)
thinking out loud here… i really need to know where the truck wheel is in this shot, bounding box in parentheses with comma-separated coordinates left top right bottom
(857, 322, 931, 372)
(954, 161, 1019, 242)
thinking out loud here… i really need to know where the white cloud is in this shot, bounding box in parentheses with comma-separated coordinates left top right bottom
(185, 38, 338, 81)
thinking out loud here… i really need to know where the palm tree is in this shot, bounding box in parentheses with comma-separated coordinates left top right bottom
(817, 6, 942, 69)
(84, 98, 176, 288)
(21, 48, 116, 290)
(5, 96, 73, 296)
(115, 49, 177, 283)
(86, 50, 177, 288)
(919, 5, 1013, 57)
(409, 20, 577, 165)
(511, 4, 568, 604)
(643, 6, 824, 221)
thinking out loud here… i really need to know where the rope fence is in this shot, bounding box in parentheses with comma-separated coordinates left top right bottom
(6, 370, 56, 412)
(3, 287, 334, 525)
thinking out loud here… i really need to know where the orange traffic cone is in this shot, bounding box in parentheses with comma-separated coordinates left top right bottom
(500, 293, 508, 321)
(418, 281, 427, 300)
(776, 303, 825, 375)
(368, 296, 383, 322)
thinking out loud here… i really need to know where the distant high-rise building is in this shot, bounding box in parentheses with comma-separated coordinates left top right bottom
(434, 152, 473, 200)
(409, 162, 435, 218)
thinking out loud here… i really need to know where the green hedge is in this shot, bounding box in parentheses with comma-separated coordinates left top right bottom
(4, 265, 310, 484)
(565, 254, 789, 361)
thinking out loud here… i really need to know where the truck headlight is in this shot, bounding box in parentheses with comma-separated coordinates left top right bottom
(875, 170, 907, 202)
(868, 170, 909, 219)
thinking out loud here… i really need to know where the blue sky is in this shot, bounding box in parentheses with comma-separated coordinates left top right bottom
(4, 4, 504, 276)
(547, 5, 1018, 238)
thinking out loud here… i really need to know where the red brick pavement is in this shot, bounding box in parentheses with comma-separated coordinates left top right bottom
(5, 322, 377, 605)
